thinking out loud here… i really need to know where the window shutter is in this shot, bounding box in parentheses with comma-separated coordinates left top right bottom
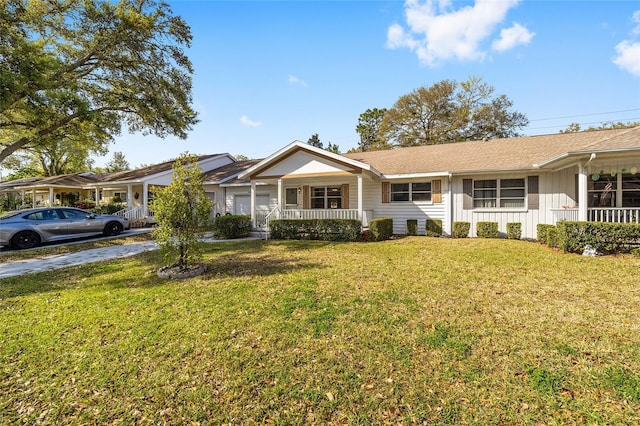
(432, 179, 442, 203)
(382, 182, 390, 203)
(341, 184, 349, 209)
(528, 176, 539, 210)
(302, 185, 310, 209)
(463, 179, 473, 209)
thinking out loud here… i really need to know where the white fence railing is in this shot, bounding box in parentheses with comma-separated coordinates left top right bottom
(280, 209, 359, 221)
(552, 207, 640, 224)
(551, 208, 579, 223)
(588, 208, 640, 224)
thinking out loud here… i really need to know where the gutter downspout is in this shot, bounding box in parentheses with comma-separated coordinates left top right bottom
(447, 172, 453, 237)
(578, 153, 596, 222)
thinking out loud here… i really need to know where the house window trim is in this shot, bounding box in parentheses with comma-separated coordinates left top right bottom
(471, 178, 528, 212)
(389, 181, 433, 204)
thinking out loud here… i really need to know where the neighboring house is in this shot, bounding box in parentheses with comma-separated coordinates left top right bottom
(1, 154, 236, 222)
(236, 127, 640, 239)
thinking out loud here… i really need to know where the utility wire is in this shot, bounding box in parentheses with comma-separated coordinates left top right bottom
(529, 108, 640, 122)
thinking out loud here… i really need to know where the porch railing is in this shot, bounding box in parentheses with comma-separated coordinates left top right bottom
(280, 209, 359, 221)
(552, 207, 640, 224)
(588, 208, 640, 224)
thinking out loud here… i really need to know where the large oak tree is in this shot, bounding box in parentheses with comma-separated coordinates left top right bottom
(379, 76, 528, 148)
(0, 0, 198, 164)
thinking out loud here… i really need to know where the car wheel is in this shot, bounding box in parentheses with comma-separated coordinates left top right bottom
(103, 221, 124, 236)
(11, 231, 41, 250)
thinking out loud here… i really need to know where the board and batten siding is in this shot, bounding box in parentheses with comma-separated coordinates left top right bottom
(361, 177, 450, 236)
(452, 168, 578, 240)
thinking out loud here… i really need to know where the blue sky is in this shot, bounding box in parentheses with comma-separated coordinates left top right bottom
(101, 0, 640, 168)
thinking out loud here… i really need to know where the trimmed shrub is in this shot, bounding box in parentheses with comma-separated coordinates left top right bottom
(557, 221, 640, 254)
(212, 214, 252, 239)
(546, 226, 559, 248)
(507, 222, 522, 240)
(425, 219, 443, 237)
(406, 219, 418, 236)
(476, 222, 499, 238)
(452, 221, 470, 238)
(269, 219, 361, 242)
(369, 218, 393, 241)
(537, 224, 556, 244)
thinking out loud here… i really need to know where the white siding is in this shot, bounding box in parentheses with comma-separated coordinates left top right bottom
(361, 177, 450, 236)
(223, 186, 278, 215)
(452, 169, 578, 240)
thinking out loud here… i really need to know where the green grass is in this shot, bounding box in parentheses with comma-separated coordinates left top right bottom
(1, 237, 639, 424)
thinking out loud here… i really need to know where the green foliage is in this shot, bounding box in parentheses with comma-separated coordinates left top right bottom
(381, 76, 528, 147)
(452, 221, 470, 238)
(369, 217, 393, 241)
(506, 222, 522, 240)
(212, 214, 252, 239)
(151, 154, 212, 269)
(355, 107, 390, 151)
(1, 0, 197, 164)
(93, 203, 124, 215)
(406, 219, 418, 236)
(425, 219, 443, 237)
(556, 221, 640, 254)
(105, 151, 130, 172)
(476, 222, 499, 238)
(269, 219, 361, 241)
(546, 226, 559, 248)
(536, 224, 556, 244)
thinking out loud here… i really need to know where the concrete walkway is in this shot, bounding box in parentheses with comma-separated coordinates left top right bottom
(0, 233, 259, 279)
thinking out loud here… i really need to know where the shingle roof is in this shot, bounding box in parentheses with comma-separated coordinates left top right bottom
(342, 127, 640, 175)
(101, 154, 225, 182)
(203, 159, 262, 184)
(14, 173, 99, 188)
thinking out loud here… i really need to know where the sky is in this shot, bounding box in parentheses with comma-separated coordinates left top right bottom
(98, 0, 640, 168)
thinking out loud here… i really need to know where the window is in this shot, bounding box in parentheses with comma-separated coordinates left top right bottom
(285, 188, 298, 206)
(391, 182, 432, 202)
(473, 178, 525, 208)
(622, 173, 640, 207)
(588, 175, 616, 207)
(311, 186, 342, 209)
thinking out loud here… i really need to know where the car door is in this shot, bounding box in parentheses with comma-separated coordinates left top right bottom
(60, 208, 104, 235)
(23, 209, 68, 239)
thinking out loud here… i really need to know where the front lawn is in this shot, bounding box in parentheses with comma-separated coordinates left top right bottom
(1, 238, 639, 424)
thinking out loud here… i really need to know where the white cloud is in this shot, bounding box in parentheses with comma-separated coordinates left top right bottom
(492, 23, 535, 52)
(386, 0, 530, 66)
(288, 75, 307, 88)
(613, 40, 640, 76)
(240, 115, 261, 127)
(613, 10, 640, 76)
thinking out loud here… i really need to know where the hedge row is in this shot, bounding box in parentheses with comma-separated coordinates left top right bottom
(212, 214, 252, 239)
(537, 222, 640, 254)
(270, 219, 361, 242)
(369, 218, 393, 241)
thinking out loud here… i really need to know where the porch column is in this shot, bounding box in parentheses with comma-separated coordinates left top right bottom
(250, 181, 257, 227)
(143, 183, 149, 215)
(357, 174, 363, 222)
(127, 184, 133, 208)
(48, 187, 54, 206)
(578, 163, 588, 221)
(277, 178, 283, 210)
(31, 189, 35, 208)
(95, 187, 100, 206)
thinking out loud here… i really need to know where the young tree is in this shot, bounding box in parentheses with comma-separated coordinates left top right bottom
(151, 154, 212, 273)
(0, 0, 198, 164)
(355, 108, 390, 151)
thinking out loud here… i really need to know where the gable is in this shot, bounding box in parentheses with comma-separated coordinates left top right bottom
(253, 150, 358, 179)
